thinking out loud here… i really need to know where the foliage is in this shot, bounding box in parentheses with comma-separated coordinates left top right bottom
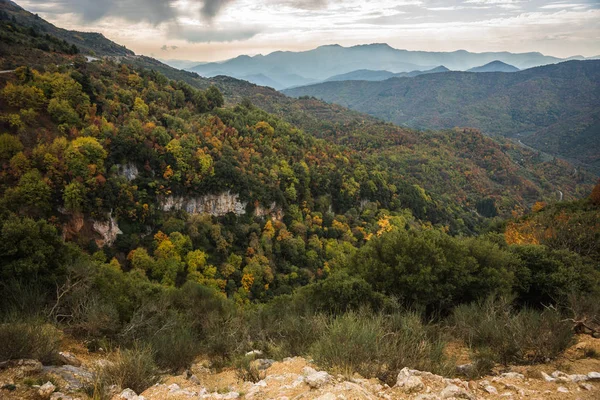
(452, 297, 574, 365)
(94, 344, 159, 396)
(310, 310, 450, 384)
(0, 320, 61, 364)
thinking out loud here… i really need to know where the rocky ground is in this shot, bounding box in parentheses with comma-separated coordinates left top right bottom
(1, 335, 600, 399)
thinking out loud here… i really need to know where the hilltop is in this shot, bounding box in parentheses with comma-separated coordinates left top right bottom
(468, 61, 520, 73)
(284, 60, 600, 174)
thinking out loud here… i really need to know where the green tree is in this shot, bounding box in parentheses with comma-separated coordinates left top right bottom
(205, 86, 224, 110)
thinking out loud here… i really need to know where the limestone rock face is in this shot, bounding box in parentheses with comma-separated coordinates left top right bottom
(161, 192, 246, 216)
(161, 192, 283, 219)
(116, 163, 139, 181)
(93, 214, 123, 247)
(61, 210, 122, 248)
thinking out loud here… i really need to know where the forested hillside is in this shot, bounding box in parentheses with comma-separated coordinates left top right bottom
(284, 61, 600, 174)
(1, 4, 600, 400)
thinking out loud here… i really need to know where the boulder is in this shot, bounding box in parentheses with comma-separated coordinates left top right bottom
(395, 368, 424, 394)
(500, 372, 525, 380)
(114, 388, 145, 400)
(38, 381, 56, 399)
(303, 367, 331, 389)
(58, 351, 82, 367)
(484, 385, 498, 394)
(540, 371, 555, 382)
(557, 386, 569, 393)
(43, 365, 94, 391)
(3, 359, 43, 377)
(588, 371, 600, 380)
(440, 384, 475, 399)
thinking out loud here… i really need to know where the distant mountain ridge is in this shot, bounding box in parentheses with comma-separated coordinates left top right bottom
(187, 43, 586, 89)
(284, 60, 600, 174)
(325, 66, 451, 82)
(468, 61, 519, 73)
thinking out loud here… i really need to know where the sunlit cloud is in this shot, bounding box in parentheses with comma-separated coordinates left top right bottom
(17, 0, 600, 61)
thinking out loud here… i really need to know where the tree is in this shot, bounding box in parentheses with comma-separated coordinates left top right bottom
(205, 86, 224, 110)
(63, 181, 87, 212)
(590, 180, 600, 206)
(3, 170, 51, 217)
(48, 98, 80, 126)
(1, 83, 46, 109)
(0, 133, 23, 160)
(65, 137, 107, 179)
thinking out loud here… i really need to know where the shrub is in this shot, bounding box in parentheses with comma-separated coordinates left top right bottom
(451, 297, 574, 366)
(94, 344, 158, 397)
(150, 320, 199, 372)
(310, 310, 451, 385)
(0, 321, 61, 363)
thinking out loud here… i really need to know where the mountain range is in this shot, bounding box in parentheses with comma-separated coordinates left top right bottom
(284, 60, 600, 174)
(181, 44, 591, 89)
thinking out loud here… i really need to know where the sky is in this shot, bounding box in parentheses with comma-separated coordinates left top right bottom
(18, 0, 600, 62)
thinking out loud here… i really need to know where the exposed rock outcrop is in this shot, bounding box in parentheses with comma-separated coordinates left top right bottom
(60, 211, 122, 247)
(116, 163, 139, 181)
(161, 193, 283, 219)
(161, 192, 246, 216)
(93, 215, 122, 247)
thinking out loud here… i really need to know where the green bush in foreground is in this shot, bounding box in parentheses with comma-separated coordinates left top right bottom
(310, 310, 451, 385)
(0, 321, 61, 363)
(94, 344, 158, 397)
(452, 297, 574, 366)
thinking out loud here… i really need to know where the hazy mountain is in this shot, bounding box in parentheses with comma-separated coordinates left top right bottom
(467, 61, 519, 73)
(238, 73, 283, 89)
(325, 66, 451, 82)
(325, 69, 397, 82)
(188, 43, 572, 89)
(284, 60, 600, 174)
(160, 59, 205, 70)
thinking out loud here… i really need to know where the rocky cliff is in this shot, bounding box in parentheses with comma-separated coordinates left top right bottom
(160, 192, 282, 219)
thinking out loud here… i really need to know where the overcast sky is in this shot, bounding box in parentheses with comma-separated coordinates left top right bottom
(18, 0, 600, 61)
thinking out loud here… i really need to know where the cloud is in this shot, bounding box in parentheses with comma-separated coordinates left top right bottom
(201, 0, 233, 20)
(167, 23, 261, 43)
(23, 0, 232, 24)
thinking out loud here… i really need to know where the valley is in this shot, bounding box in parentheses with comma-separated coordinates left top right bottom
(0, 1, 599, 399)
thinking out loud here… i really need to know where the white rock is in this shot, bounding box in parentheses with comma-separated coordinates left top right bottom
(588, 371, 600, 380)
(579, 382, 594, 391)
(500, 372, 525, 380)
(245, 350, 263, 357)
(557, 386, 569, 393)
(305, 370, 331, 389)
(484, 385, 498, 394)
(440, 384, 475, 399)
(58, 351, 82, 367)
(222, 392, 239, 399)
(568, 374, 588, 382)
(117, 389, 139, 399)
(396, 368, 425, 393)
(540, 371, 555, 382)
(168, 383, 181, 392)
(398, 376, 424, 393)
(38, 381, 56, 399)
